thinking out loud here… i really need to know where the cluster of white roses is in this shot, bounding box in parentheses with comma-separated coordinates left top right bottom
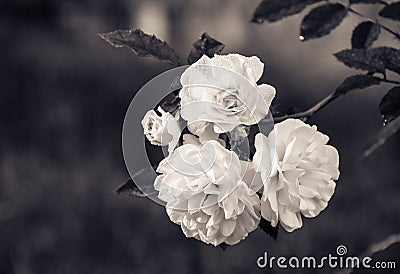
(141, 54, 340, 246)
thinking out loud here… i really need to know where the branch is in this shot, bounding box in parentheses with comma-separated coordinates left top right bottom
(363, 115, 400, 157)
(273, 76, 400, 123)
(273, 92, 339, 123)
(335, 233, 400, 274)
(378, 77, 400, 85)
(363, 234, 400, 257)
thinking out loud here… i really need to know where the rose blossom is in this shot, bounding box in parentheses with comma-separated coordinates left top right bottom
(179, 54, 276, 134)
(154, 140, 261, 246)
(154, 140, 242, 209)
(252, 119, 340, 232)
(141, 107, 181, 153)
(166, 182, 260, 246)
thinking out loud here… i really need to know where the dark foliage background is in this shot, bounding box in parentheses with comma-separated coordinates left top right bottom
(1, 0, 399, 273)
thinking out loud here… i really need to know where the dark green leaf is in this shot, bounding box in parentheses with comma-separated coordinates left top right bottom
(114, 178, 147, 198)
(188, 32, 225, 64)
(335, 75, 381, 95)
(334, 47, 400, 74)
(251, 0, 323, 23)
(379, 2, 400, 21)
(99, 28, 180, 66)
(260, 218, 279, 240)
(300, 3, 348, 41)
(364, 116, 400, 157)
(351, 21, 380, 49)
(350, 0, 387, 4)
(379, 86, 400, 124)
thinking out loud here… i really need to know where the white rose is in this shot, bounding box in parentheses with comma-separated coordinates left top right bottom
(141, 107, 181, 153)
(253, 119, 340, 232)
(154, 140, 261, 246)
(154, 140, 242, 209)
(179, 54, 276, 134)
(166, 182, 260, 246)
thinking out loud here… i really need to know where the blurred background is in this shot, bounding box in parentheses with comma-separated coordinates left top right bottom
(1, 0, 399, 273)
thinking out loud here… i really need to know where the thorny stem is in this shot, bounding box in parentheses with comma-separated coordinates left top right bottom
(273, 77, 400, 123)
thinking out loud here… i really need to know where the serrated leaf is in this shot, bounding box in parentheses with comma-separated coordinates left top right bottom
(351, 21, 380, 49)
(350, 0, 387, 4)
(334, 48, 385, 73)
(99, 29, 180, 66)
(364, 116, 400, 157)
(379, 2, 400, 21)
(300, 3, 348, 41)
(335, 75, 381, 95)
(260, 218, 279, 240)
(334, 47, 400, 74)
(187, 33, 225, 64)
(369, 47, 400, 74)
(251, 0, 323, 23)
(380, 86, 400, 124)
(114, 178, 147, 198)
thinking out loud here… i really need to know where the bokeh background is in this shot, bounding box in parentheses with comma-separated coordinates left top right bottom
(1, 0, 400, 273)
